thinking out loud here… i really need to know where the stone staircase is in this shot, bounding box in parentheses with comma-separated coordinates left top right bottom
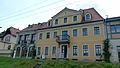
(0, 49, 11, 57)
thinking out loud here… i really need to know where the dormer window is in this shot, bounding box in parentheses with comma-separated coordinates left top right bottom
(85, 13, 91, 20)
(55, 19, 58, 25)
(48, 21, 51, 26)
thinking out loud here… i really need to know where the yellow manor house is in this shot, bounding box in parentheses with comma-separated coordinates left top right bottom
(36, 7, 104, 61)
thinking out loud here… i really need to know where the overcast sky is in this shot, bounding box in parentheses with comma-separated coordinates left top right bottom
(0, 0, 120, 32)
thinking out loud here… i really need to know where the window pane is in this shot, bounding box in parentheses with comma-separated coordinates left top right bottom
(95, 45, 102, 56)
(37, 47, 41, 55)
(111, 25, 116, 33)
(46, 32, 50, 39)
(64, 18, 67, 23)
(116, 25, 120, 32)
(83, 45, 88, 56)
(73, 16, 77, 21)
(45, 47, 49, 55)
(82, 28, 88, 36)
(94, 27, 100, 35)
(48, 21, 51, 26)
(55, 19, 58, 25)
(73, 46, 78, 56)
(53, 32, 57, 38)
(73, 29, 78, 37)
(52, 46, 56, 56)
(86, 14, 91, 20)
(39, 33, 43, 40)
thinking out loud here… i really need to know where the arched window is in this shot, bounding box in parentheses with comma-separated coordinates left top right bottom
(85, 13, 91, 20)
(5, 36, 11, 42)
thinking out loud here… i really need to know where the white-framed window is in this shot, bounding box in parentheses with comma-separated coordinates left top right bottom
(85, 13, 91, 20)
(46, 32, 50, 39)
(45, 46, 49, 56)
(64, 17, 67, 23)
(39, 33, 43, 40)
(73, 29, 78, 37)
(37, 47, 41, 55)
(73, 16, 77, 22)
(53, 31, 58, 38)
(111, 24, 120, 33)
(72, 45, 78, 56)
(52, 46, 57, 56)
(5, 36, 11, 42)
(55, 19, 58, 25)
(48, 21, 51, 26)
(83, 45, 89, 56)
(95, 45, 102, 56)
(82, 28, 88, 36)
(94, 27, 100, 35)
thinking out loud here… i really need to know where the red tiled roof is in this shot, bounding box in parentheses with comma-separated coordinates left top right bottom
(82, 8, 104, 22)
(9, 27, 20, 36)
(21, 22, 50, 32)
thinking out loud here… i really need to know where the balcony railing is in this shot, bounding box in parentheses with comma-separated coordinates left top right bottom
(56, 35, 70, 43)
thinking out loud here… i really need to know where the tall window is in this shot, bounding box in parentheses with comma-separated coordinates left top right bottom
(39, 33, 43, 40)
(55, 19, 58, 25)
(53, 31, 58, 38)
(82, 28, 88, 36)
(73, 16, 77, 22)
(85, 13, 91, 20)
(46, 32, 50, 39)
(64, 17, 67, 23)
(72, 45, 78, 56)
(48, 21, 51, 26)
(94, 27, 100, 35)
(73, 29, 78, 37)
(83, 45, 89, 56)
(95, 45, 102, 56)
(45, 46, 49, 55)
(37, 47, 41, 55)
(52, 46, 56, 56)
(111, 25, 120, 33)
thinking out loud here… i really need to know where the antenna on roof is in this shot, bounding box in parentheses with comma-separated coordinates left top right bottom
(106, 15, 108, 19)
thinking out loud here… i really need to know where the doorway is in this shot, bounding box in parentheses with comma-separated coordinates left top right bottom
(61, 45, 67, 58)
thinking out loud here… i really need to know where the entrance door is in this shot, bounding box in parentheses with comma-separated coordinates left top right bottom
(62, 31, 68, 40)
(117, 46, 120, 62)
(61, 45, 67, 58)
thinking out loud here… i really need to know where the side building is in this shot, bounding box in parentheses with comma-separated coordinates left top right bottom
(105, 17, 120, 63)
(15, 22, 49, 58)
(0, 27, 20, 56)
(36, 7, 104, 61)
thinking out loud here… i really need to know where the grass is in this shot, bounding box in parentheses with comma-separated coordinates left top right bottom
(0, 56, 120, 68)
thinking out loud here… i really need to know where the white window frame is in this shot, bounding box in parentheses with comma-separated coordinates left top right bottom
(37, 46, 41, 55)
(82, 27, 88, 36)
(82, 45, 89, 56)
(51, 46, 57, 56)
(53, 31, 58, 38)
(85, 13, 91, 20)
(72, 28, 78, 37)
(72, 45, 78, 56)
(63, 17, 68, 23)
(93, 26, 101, 35)
(39, 33, 43, 40)
(44, 46, 49, 56)
(94, 44, 102, 57)
(72, 15, 78, 22)
(46, 32, 50, 39)
(54, 19, 59, 25)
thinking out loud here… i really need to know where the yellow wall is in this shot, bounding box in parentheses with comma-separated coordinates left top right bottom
(36, 23, 104, 60)
(52, 10, 82, 26)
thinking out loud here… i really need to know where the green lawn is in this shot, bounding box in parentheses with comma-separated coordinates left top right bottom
(0, 56, 120, 68)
